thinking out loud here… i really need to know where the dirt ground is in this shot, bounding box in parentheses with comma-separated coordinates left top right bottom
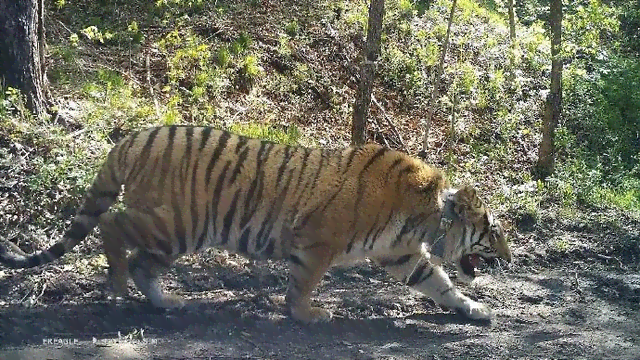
(1, 221, 639, 360)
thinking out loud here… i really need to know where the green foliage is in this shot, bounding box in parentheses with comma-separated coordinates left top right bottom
(563, 55, 640, 180)
(242, 55, 264, 80)
(227, 123, 302, 145)
(563, 0, 619, 57)
(285, 20, 299, 37)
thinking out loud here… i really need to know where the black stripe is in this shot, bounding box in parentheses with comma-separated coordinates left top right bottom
(210, 161, 231, 238)
(474, 226, 489, 246)
(127, 127, 160, 183)
(255, 162, 296, 253)
(378, 254, 412, 267)
(117, 130, 139, 171)
(369, 211, 394, 250)
(392, 219, 413, 248)
(386, 158, 403, 182)
(469, 224, 476, 242)
(406, 263, 430, 287)
(26, 255, 44, 268)
(195, 205, 211, 251)
(396, 165, 415, 192)
(182, 127, 195, 184)
(228, 146, 250, 185)
(440, 287, 454, 296)
(238, 227, 251, 254)
(65, 221, 90, 240)
(220, 189, 241, 245)
(171, 164, 187, 254)
(291, 149, 324, 215)
(306, 149, 326, 195)
(199, 127, 213, 150)
(190, 149, 201, 251)
(235, 135, 248, 154)
(296, 148, 360, 230)
(460, 225, 467, 249)
(291, 148, 311, 198)
(48, 242, 66, 258)
(359, 202, 384, 250)
(158, 126, 177, 192)
(148, 211, 171, 240)
(275, 147, 293, 187)
(352, 149, 389, 223)
(264, 238, 275, 258)
(345, 233, 358, 253)
(240, 142, 274, 229)
(289, 254, 305, 269)
(108, 165, 120, 189)
(205, 131, 231, 187)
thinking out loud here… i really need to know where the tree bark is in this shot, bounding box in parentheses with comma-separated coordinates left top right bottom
(507, 0, 516, 41)
(0, 0, 50, 118)
(420, 0, 457, 155)
(507, 0, 517, 86)
(352, 0, 385, 146)
(536, 0, 562, 178)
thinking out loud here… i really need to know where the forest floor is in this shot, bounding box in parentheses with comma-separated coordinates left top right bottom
(0, 212, 639, 360)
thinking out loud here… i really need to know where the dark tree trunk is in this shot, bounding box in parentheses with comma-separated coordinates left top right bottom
(536, 0, 562, 178)
(0, 0, 50, 118)
(352, 0, 385, 146)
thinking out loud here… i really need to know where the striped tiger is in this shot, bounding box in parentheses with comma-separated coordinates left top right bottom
(0, 125, 511, 323)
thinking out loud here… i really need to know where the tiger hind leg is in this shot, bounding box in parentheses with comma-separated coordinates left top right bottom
(128, 249, 184, 308)
(99, 212, 130, 301)
(286, 243, 334, 323)
(100, 209, 183, 308)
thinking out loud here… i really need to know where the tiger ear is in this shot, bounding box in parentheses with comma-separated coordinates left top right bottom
(451, 185, 485, 222)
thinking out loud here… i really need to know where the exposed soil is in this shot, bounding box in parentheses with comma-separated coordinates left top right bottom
(0, 226, 639, 360)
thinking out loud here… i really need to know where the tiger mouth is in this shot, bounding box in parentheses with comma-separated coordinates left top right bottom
(459, 254, 483, 278)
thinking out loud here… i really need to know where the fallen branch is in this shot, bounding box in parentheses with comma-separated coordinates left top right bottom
(595, 254, 624, 269)
(146, 53, 161, 119)
(371, 94, 407, 152)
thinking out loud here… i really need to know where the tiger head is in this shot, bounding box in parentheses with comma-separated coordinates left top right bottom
(436, 185, 511, 284)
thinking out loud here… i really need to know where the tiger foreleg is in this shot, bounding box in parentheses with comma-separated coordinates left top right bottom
(373, 251, 492, 321)
(286, 243, 334, 323)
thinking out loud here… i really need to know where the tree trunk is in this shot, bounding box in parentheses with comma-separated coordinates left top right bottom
(507, 0, 517, 86)
(419, 0, 457, 155)
(0, 0, 50, 118)
(508, 0, 516, 41)
(536, 0, 563, 178)
(352, 0, 385, 146)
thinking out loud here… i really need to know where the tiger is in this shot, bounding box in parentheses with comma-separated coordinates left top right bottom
(0, 125, 511, 323)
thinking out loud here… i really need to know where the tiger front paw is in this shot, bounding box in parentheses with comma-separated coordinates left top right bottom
(457, 300, 493, 321)
(290, 305, 333, 323)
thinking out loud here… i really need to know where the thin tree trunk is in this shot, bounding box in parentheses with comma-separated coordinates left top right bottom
(507, 0, 517, 87)
(0, 0, 50, 118)
(352, 0, 385, 146)
(536, 0, 563, 178)
(508, 0, 516, 41)
(420, 0, 457, 155)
